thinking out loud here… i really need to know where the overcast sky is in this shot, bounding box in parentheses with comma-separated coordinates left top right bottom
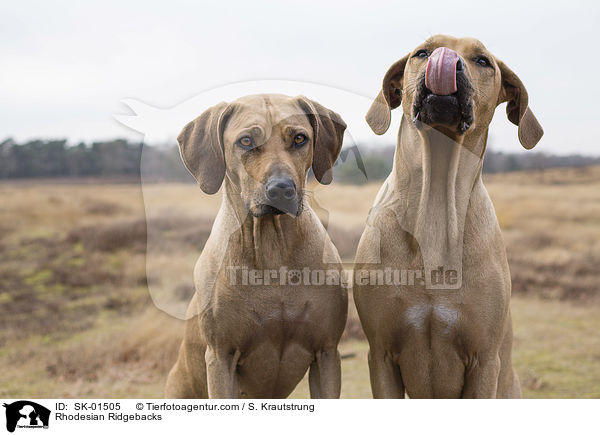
(1, 0, 599, 155)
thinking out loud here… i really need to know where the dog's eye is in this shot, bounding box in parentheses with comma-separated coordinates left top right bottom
(293, 133, 307, 147)
(474, 56, 492, 68)
(413, 49, 429, 58)
(237, 136, 255, 150)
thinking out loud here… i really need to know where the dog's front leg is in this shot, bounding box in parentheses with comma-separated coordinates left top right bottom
(205, 346, 240, 398)
(461, 355, 501, 398)
(309, 348, 341, 398)
(368, 349, 405, 398)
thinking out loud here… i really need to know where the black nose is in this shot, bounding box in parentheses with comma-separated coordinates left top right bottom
(456, 57, 464, 73)
(265, 177, 296, 201)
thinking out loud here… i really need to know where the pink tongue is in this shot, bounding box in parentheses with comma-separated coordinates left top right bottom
(425, 47, 459, 95)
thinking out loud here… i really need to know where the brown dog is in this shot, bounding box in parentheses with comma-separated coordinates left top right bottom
(354, 35, 543, 398)
(165, 94, 347, 398)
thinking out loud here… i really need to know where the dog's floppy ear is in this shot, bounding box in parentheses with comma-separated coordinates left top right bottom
(498, 60, 543, 149)
(177, 102, 230, 194)
(297, 97, 346, 185)
(366, 54, 409, 135)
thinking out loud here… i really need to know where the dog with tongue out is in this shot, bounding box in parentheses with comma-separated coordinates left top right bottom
(355, 35, 543, 398)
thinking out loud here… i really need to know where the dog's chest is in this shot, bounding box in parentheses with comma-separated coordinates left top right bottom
(211, 286, 333, 345)
(252, 293, 314, 330)
(390, 286, 506, 353)
(403, 302, 460, 335)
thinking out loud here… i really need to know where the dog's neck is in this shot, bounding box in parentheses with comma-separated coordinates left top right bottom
(391, 115, 486, 287)
(221, 178, 305, 268)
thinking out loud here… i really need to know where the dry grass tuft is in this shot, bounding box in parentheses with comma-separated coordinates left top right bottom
(44, 309, 181, 387)
(67, 219, 147, 252)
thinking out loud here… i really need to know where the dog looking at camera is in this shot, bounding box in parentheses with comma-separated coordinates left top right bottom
(165, 94, 348, 399)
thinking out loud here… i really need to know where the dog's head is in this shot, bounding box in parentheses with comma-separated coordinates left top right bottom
(178, 94, 346, 216)
(366, 34, 543, 149)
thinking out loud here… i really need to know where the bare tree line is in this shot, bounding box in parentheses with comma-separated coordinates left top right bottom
(1, 138, 598, 183)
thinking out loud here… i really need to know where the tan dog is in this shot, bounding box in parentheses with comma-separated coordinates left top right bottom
(165, 94, 347, 398)
(354, 35, 543, 398)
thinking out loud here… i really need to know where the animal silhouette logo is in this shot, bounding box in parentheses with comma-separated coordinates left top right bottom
(3, 401, 50, 433)
(114, 81, 375, 320)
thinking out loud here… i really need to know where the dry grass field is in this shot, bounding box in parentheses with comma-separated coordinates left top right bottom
(1, 166, 599, 398)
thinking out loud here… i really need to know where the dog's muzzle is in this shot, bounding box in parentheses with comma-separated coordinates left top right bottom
(413, 47, 474, 133)
(255, 176, 300, 216)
